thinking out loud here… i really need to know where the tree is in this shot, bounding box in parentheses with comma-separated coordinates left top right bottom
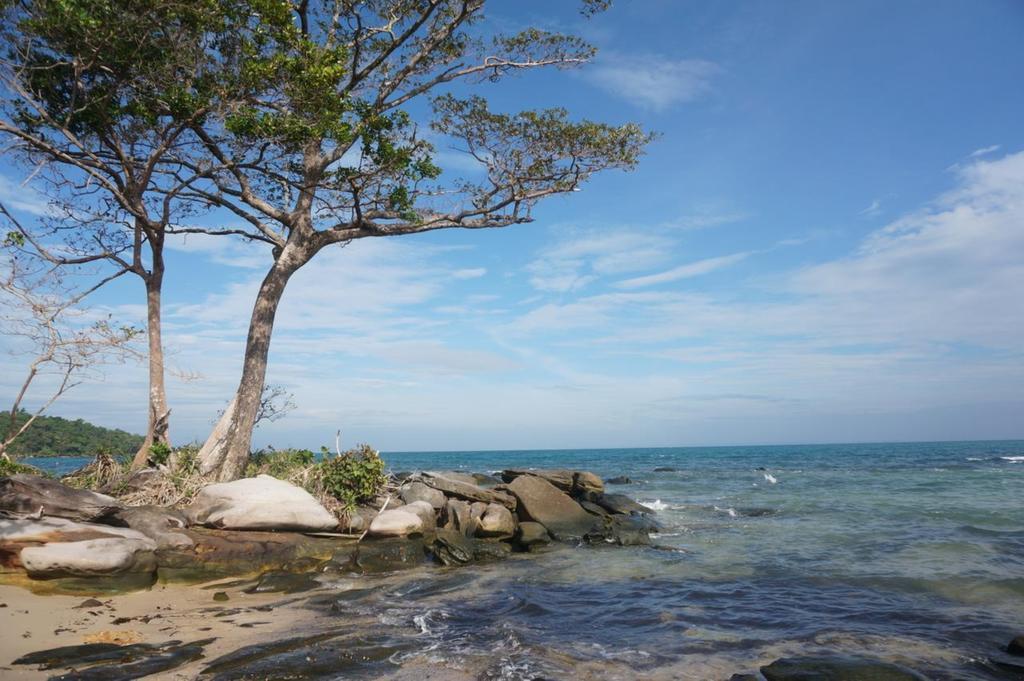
(0, 0, 262, 468)
(158, 0, 653, 480)
(0, 240, 139, 460)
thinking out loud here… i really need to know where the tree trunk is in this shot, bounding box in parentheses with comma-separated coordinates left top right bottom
(198, 247, 305, 481)
(131, 255, 171, 470)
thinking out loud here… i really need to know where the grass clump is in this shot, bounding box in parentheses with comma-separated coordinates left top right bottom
(62, 451, 129, 491)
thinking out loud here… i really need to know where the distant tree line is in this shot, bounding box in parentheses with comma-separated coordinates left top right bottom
(0, 410, 143, 458)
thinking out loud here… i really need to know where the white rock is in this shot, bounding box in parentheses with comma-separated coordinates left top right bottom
(185, 475, 338, 531)
(367, 509, 423, 537)
(478, 503, 516, 538)
(20, 537, 156, 578)
(403, 500, 437, 530)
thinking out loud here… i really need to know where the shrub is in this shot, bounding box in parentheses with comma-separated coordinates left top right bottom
(246, 447, 316, 480)
(0, 457, 45, 477)
(149, 441, 172, 466)
(316, 444, 386, 510)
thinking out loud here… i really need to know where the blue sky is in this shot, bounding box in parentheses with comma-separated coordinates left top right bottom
(2, 0, 1023, 451)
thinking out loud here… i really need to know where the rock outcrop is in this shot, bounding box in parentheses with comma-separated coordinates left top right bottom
(0, 475, 121, 522)
(501, 468, 604, 496)
(505, 475, 598, 540)
(760, 656, 930, 681)
(1, 517, 156, 579)
(185, 475, 338, 532)
(367, 509, 423, 538)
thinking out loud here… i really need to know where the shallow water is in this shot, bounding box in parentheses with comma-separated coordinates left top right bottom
(26, 441, 1024, 679)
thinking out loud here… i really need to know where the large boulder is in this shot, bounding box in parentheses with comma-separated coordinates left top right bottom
(399, 481, 446, 510)
(515, 521, 551, 548)
(760, 656, 930, 681)
(582, 492, 656, 516)
(0, 475, 121, 522)
(431, 528, 475, 566)
(185, 475, 338, 532)
(418, 473, 516, 510)
(477, 503, 516, 539)
(367, 509, 423, 538)
(442, 499, 478, 536)
(1, 517, 156, 579)
(501, 468, 604, 496)
(401, 501, 437, 532)
(505, 475, 599, 541)
(1008, 634, 1024, 656)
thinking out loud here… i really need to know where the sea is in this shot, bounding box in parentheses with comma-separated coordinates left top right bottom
(24, 440, 1024, 680)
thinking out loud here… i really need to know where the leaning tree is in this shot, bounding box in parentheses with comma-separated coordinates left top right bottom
(0, 0, 270, 466)
(153, 0, 653, 480)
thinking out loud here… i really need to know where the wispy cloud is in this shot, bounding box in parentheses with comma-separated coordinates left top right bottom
(584, 54, 719, 111)
(526, 229, 675, 292)
(0, 174, 52, 217)
(969, 144, 1000, 158)
(452, 267, 487, 280)
(859, 198, 882, 217)
(615, 251, 752, 289)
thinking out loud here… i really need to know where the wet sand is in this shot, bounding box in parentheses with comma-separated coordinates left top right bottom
(0, 581, 319, 679)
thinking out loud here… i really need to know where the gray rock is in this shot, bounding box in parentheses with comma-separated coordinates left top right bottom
(1009, 634, 1024, 656)
(473, 540, 512, 561)
(589, 514, 652, 546)
(402, 500, 437, 532)
(477, 503, 516, 539)
(185, 475, 338, 532)
(653, 466, 677, 472)
(418, 473, 516, 510)
(431, 528, 475, 566)
(471, 473, 501, 487)
(583, 492, 656, 515)
(605, 476, 633, 485)
(515, 521, 551, 547)
(108, 506, 192, 550)
(501, 468, 604, 496)
(367, 509, 422, 538)
(442, 499, 478, 536)
(506, 476, 598, 541)
(760, 656, 930, 681)
(399, 481, 446, 510)
(0, 474, 121, 522)
(579, 500, 610, 517)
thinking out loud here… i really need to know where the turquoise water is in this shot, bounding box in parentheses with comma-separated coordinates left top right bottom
(25, 441, 1024, 679)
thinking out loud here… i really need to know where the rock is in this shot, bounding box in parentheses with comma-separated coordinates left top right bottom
(213, 591, 229, 602)
(653, 466, 677, 472)
(1, 517, 158, 579)
(729, 675, 761, 681)
(506, 475, 598, 541)
(588, 514, 652, 546)
(428, 471, 479, 486)
(442, 499, 478, 536)
(760, 656, 930, 681)
(0, 475, 121, 522)
(431, 528, 475, 566)
(1009, 634, 1024, 656)
(13, 638, 213, 678)
(605, 476, 633, 485)
(477, 503, 516, 539)
(349, 537, 426, 574)
(471, 473, 500, 487)
(185, 475, 338, 532)
(473, 540, 512, 561)
(20, 538, 155, 579)
(367, 509, 422, 538)
(579, 500, 610, 517)
(501, 468, 604, 496)
(583, 492, 656, 516)
(246, 570, 321, 594)
(113, 468, 163, 495)
(418, 473, 516, 510)
(515, 521, 551, 548)
(470, 501, 487, 521)
(402, 501, 437, 532)
(399, 481, 446, 510)
(107, 506, 192, 550)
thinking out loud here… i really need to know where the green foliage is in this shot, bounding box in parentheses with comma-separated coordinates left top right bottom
(0, 410, 144, 457)
(245, 447, 315, 479)
(0, 457, 46, 477)
(149, 441, 171, 466)
(317, 444, 386, 510)
(245, 444, 385, 510)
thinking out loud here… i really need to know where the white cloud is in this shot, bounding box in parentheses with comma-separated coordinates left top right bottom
(526, 229, 675, 292)
(615, 251, 751, 289)
(452, 267, 487, 279)
(0, 174, 52, 216)
(584, 54, 719, 111)
(859, 198, 882, 217)
(969, 144, 1000, 158)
